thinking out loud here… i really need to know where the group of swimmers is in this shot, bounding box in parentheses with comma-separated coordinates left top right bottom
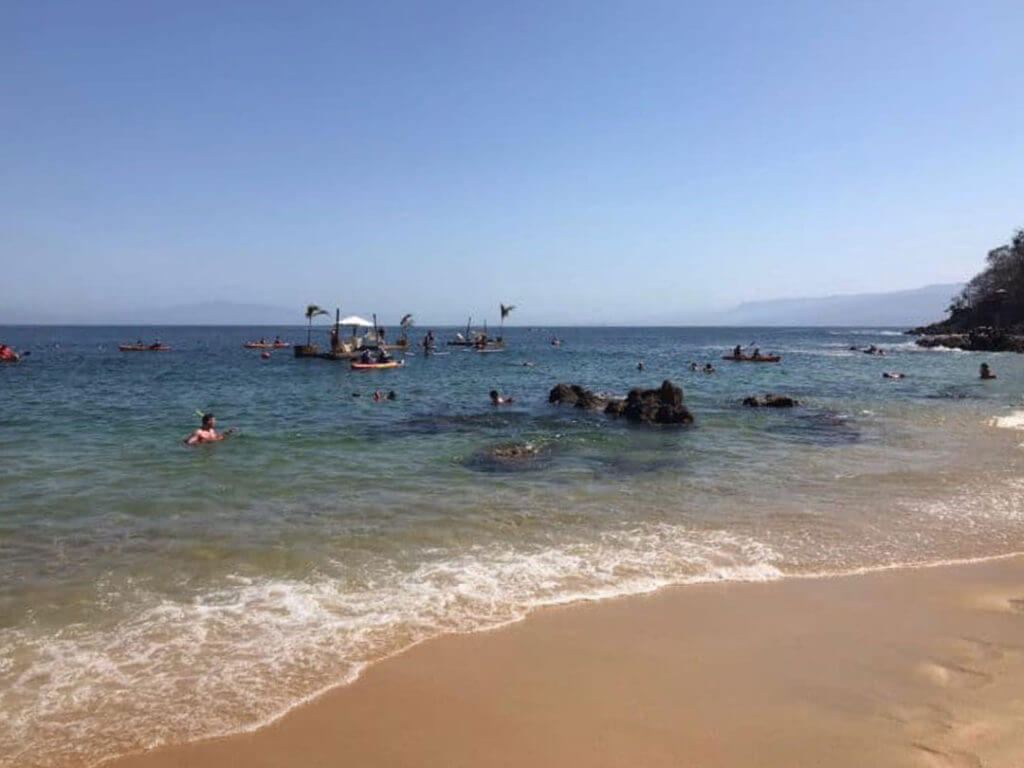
(180, 345, 1004, 447)
(359, 347, 394, 364)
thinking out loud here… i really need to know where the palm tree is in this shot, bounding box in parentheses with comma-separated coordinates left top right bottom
(500, 303, 516, 335)
(304, 304, 328, 346)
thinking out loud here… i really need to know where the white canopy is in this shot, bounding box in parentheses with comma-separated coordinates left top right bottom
(338, 315, 374, 327)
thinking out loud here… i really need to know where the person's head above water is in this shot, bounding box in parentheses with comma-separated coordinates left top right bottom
(490, 389, 500, 403)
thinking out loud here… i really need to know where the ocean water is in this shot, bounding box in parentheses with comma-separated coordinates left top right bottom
(2, 325, 1024, 767)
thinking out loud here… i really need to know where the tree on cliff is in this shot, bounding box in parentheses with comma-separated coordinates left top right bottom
(931, 228, 1024, 332)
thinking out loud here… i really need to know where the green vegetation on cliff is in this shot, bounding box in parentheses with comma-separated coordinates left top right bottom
(912, 228, 1024, 334)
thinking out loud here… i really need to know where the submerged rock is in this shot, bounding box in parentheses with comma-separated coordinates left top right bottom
(464, 441, 548, 473)
(742, 394, 798, 408)
(487, 442, 542, 459)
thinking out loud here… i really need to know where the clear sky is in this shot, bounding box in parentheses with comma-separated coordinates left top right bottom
(2, 0, 1022, 324)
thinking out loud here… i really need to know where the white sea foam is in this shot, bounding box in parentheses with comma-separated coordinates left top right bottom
(0, 525, 782, 768)
(990, 411, 1024, 430)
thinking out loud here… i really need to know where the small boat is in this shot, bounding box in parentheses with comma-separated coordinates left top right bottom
(0, 352, 20, 363)
(350, 360, 405, 370)
(119, 344, 171, 352)
(244, 341, 291, 349)
(721, 354, 781, 363)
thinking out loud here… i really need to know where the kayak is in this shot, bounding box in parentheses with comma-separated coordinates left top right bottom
(721, 355, 781, 363)
(119, 344, 171, 351)
(244, 342, 291, 349)
(350, 360, 405, 370)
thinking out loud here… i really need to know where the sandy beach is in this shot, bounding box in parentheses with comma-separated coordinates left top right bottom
(101, 555, 1024, 768)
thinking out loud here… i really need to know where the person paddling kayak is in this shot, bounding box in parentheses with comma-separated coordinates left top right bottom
(183, 413, 234, 445)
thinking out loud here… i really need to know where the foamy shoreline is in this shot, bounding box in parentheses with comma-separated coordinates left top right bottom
(90, 550, 1024, 768)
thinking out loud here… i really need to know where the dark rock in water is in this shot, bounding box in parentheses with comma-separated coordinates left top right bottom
(615, 380, 693, 425)
(548, 383, 610, 410)
(551, 380, 693, 425)
(548, 383, 578, 404)
(742, 394, 798, 408)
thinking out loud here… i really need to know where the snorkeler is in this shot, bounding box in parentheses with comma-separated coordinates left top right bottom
(183, 413, 234, 445)
(490, 389, 514, 405)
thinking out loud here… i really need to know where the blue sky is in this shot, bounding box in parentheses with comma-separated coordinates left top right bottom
(2, 0, 1022, 324)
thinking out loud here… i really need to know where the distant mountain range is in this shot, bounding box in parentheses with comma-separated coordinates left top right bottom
(0, 285, 965, 327)
(681, 283, 964, 327)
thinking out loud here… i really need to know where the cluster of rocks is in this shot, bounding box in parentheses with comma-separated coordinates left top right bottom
(547, 383, 614, 411)
(742, 394, 798, 408)
(549, 380, 694, 425)
(912, 327, 1024, 353)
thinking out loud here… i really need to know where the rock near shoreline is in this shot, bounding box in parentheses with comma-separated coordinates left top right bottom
(909, 326, 1024, 353)
(742, 394, 798, 408)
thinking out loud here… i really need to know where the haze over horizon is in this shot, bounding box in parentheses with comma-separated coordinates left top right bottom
(3, 1, 1022, 324)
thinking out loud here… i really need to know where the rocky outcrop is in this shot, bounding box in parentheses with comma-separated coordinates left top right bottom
(605, 381, 693, 425)
(548, 384, 611, 410)
(551, 380, 693, 425)
(913, 327, 1024, 353)
(742, 394, 798, 408)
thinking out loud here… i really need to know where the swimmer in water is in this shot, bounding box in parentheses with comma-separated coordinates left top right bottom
(490, 389, 514, 405)
(980, 362, 996, 380)
(183, 413, 234, 445)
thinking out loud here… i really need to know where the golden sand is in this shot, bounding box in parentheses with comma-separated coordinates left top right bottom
(103, 556, 1024, 768)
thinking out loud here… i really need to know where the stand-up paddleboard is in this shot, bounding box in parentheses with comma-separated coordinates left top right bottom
(351, 360, 406, 370)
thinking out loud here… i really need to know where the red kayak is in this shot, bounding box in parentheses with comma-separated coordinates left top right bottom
(721, 354, 781, 363)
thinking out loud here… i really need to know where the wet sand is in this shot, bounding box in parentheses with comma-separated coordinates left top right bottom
(104, 556, 1024, 768)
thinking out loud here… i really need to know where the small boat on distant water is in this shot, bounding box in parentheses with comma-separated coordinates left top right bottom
(448, 316, 504, 349)
(119, 342, 171, 352)
(0, 345, 20, 363)
(244, 340, 291, 349)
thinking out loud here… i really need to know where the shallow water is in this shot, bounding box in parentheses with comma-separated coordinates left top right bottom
(1, 325, 1023, 767)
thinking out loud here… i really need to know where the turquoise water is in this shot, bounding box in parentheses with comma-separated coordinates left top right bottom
(2, 325, 1024, 767)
